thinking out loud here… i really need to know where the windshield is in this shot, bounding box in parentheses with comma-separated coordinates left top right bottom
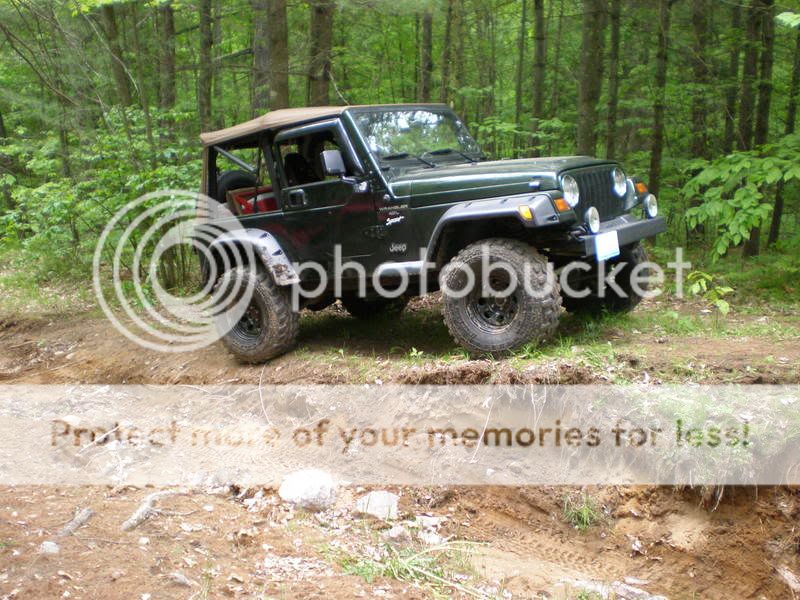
(352, 109, 481, 169)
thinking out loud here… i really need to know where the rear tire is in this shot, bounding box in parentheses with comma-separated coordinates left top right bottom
(441, 238, 561, 357)
(218, 266, 299, 363)
(340, 294, 408, 319)
(562, 242, 650, 314)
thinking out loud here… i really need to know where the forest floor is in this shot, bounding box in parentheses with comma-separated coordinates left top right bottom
(0, 295, 799, 598)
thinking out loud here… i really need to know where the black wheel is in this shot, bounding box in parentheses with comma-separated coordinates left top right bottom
(561, 242, 650, 314)
(217, 266, 299, 363)
(340, 293, 409, 319)
(441, 238, 562, 356)
(215, 169, 258, 204)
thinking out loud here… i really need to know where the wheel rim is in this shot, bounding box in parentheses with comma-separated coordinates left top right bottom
(465, 273, 520, 332)
(231, 299, 264, 341)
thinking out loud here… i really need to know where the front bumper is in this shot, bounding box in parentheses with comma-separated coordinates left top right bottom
(577, 214, 666, 257)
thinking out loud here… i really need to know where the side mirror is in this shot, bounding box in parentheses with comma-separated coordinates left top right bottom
(321, 149, 346, 176)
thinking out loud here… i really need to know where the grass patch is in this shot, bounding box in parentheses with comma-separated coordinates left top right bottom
(329, 541, 486, 597)
(563, 493, 601, 532)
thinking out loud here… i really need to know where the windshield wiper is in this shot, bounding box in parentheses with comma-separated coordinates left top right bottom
(379, 152, 436, 168)
(424, 148, 478, 163)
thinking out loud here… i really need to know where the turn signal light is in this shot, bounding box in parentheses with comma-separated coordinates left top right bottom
(554, 197, 570, 212)
(518, 205, 534, 221)
(635, 182, 648, 194)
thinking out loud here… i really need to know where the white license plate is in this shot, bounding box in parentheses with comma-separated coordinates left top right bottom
(594, 231, 620, 261)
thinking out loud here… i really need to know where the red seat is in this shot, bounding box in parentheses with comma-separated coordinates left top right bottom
(228, 186, 278, 214)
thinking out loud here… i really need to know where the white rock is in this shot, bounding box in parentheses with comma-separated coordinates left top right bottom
(384, 525, 411, 543)
(418, 530, 443, 546)
(138, 536, 149, 546)
(414, 515, 445, 530)
(39, 541, 60, 554)
(355, 491, 399, 520)
(611, 582, 667, 600)
(278, 469, 337, 511)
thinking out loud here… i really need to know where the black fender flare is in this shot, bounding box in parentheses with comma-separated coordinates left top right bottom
(206, 229, 299, 286)
(425, 192, 570, 264)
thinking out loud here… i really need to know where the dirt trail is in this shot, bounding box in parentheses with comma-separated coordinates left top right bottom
(1, 303, 798, 385)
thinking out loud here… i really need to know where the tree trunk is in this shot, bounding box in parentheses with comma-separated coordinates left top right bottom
(268, 0, 290, 109)
(605, 0, 621, 158)
(737, 1, 760, 151)
(0, 106, 6, 138)
(753, 0, 774, 147)
(100, 4, 132, 106)
(308, 0, 334, 105)
(212, 0, 224, 127)
(440, 0, 454, 103)
(576, 0, 606, 156)
(452, 0, 466, 117)
(158, 2, 176, 109)
(439, 0, 454, 103)
(252, 0, 270, 113)
(514, 0, 527, 128)
(723, 5, 742, 154)
(531, 0, 545, 155)
(548, 0, 564, 118)
(198, 0, 213, 130)
(690, 0, 710, 158)
(768, 29, 800, 247)
(419, 9, 433, 102)
(648, 0, 671, 197)
(744, 0, 775, 258)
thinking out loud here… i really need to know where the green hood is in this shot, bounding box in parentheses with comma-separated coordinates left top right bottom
(389, 156, 615, 207)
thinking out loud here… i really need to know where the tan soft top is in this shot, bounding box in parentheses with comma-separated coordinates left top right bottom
(199, 103, 449, 147)
(200, 106, 346, 146)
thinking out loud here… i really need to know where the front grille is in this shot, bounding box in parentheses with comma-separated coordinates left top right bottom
(565, 166, 625, 221)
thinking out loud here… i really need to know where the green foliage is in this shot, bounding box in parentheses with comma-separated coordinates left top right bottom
(687, 271, 734, 317)
(683, 135, 800, 258)
(0, 107, 200, 284)
(562, 493, 601, 532)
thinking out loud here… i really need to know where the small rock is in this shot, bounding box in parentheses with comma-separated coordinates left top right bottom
(168, 572, 195, 587)
(138, 536, 149, 546)
(384, 525, 411, 543)
(418, 530, 443, 545)
(278, 469, 337, 511)
(612, 581, 667, 600)
(414, 515, 445, 530)
(355, 491, 399, 520)
(39, 541, 59, 554)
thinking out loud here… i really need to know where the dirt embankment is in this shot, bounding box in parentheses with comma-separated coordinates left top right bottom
(1, 306, 798, 385)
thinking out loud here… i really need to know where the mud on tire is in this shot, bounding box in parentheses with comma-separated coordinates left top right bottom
(562, 242, 650, 314)
(218, 266, 299, 363)
(441, 238, 562, 357)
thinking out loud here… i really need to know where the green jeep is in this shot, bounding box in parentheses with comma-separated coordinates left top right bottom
(199, 104, 665, 362)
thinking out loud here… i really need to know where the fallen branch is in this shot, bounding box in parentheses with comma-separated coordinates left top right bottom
(58, 507, 94, 537)
(122, 489, 187, 532)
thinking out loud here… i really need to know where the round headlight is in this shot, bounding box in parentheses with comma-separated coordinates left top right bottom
(644, 194, 658, 218)
(612, 167, 627, 197)
(585, 207, 600, 234)
(562, 175, 580, 208)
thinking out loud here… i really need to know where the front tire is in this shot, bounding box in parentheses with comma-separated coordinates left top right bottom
(562, 242, 650, 314)
(218, 266, 299, 363)
(441, 238, 562, 356)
